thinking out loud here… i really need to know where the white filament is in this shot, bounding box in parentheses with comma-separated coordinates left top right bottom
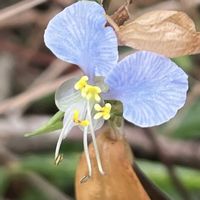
(83, 126, 92, 177)
(55, 121, 71, 159)
(87, 101, 104, 175)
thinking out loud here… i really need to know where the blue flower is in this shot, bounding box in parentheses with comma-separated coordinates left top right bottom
(44, 1, 188, 177)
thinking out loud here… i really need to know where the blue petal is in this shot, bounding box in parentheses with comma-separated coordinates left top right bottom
(44, 1, 118, 78)
(105, 51, 188, 127)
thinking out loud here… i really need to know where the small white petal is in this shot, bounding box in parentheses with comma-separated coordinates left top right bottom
(55, 77, 83, 112)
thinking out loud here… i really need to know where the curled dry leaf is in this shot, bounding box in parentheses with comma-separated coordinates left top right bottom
(117, 10, 200, 57)
(110, 0, 131, 26)
(75, 129, 150, 200)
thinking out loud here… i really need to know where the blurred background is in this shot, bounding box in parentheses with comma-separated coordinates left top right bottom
(0, 0, 200, 200)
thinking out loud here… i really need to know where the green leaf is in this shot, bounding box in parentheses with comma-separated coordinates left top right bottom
(137, 159, 200, 200)
(173, 56, 193, 72)
(25, 111, 64, 137)
(172, 98, 200, 139)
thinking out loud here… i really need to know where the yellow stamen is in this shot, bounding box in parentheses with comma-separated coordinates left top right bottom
(74, 76, 102, 102)
(73, 110, 89, 127)
(94, 103, 112, 120)
(82, 85, 101, 102)
(80, 120, 90, 127)
(73, 110, 79, 122)
(74, 76, 89, 90)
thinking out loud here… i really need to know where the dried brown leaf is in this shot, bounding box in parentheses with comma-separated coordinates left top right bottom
(110, 0, 131, 26)
(117, 10, 200, 57)
(76, 129, 150, 200)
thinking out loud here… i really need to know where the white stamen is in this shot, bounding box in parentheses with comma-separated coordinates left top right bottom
(87, 101, 105, 175)
(55, 121, 71, 160)
(83, 126, 92, 177)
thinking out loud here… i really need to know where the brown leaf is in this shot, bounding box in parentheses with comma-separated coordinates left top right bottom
(117, 10, 200, 57)
(110, 0, 131, 26)
(75, 129, 150, 200)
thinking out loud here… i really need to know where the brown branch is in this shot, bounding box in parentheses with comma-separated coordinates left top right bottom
(0, 142, 73, 200)
(0, 9, 39, 29)
(126, 126, 200, 169)
(0, 146, 19, 165)
(24, 171, 73, 200)
(0, 71, 81, 115)
(0, 147, 74, 200)
(0, 39, 54, 65)
(52, 0, 76, 7)
(134, 0, 181, 18)
(30, 59, 70, 87)
(0, 7, 62, 29)
(144, 128, 192, 200)
(0, 0, 48, 22)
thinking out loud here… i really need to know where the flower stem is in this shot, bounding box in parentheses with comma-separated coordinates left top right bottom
(87, 101, 104, 175)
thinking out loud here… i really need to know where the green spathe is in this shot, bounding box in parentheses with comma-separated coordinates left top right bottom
(25, 111, 64, 137)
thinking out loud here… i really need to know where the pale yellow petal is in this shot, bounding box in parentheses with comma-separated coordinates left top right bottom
(94, 104, 102, 111)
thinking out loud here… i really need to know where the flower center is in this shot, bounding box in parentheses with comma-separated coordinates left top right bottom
(55, 76, 112, 180)
(82, 85, 101, 102)
(74, 76, 101, 102)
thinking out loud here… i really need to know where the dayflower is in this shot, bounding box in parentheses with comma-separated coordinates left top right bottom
(44, 1, 188, 178)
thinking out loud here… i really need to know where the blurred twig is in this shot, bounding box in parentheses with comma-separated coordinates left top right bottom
(0, 0, 47, 22)
(1, 119, 200, 169)
(14, 59, 73, 116)
(145, 128, 192, 200)
(0, 143, 73, 200)
(127, 126, 200, 169)
(0, 10, 39, 28)
(52, 0, 76, 7)
(134, 0, 181, 18)
(0, 71, 81, 115)
(20, 26, 45, 78)
(0, 38, 53, 65)
(31, 59, 70, 87)
(25, 171, 73, 200)
(0, 7, 60, 30)
(0, 145, 19, 165)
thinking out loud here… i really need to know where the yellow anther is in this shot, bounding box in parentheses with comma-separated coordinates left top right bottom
(94, 103, 112, 120)
(82, 85, 101, 102)
(73, 110, 79, 122)
(74, 76, 102, 102)
(74, 76, 89, 90)
(80, 120, 90, 127)
(73, 110, 89, 127)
